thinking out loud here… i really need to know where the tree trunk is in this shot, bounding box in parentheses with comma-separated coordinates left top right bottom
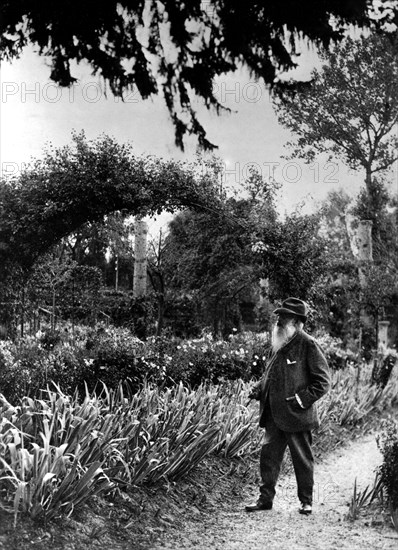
(20, 287, 25, 338)
(133, 218, 148, 298)
(357, 220, 373, 288)
(357, 220, 373, 331)
(52, 287, 56, 332)
(156, 292, 165, 336)
(115, 255, 119, 291)
(365, 166, 372, 196)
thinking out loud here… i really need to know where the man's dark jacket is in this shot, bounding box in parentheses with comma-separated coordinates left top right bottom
(252, 330, 330, 432)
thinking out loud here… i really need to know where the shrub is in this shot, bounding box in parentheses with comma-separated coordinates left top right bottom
(98, 291, 157, 338)
(0, 336, 89, 402)
(377, 419, 398, 510)
(316, 333, 358, 370)
(372, 351, 397, 388)
(2, 324, 379, 404)
(37, 328, 62, 350)
(0, 339, 32, 402)
(84, 325, 156, 392)
(146, 331, 270, 387)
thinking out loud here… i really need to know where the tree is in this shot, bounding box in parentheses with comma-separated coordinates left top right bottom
(253, 211, 328, 306)
(147, 228, 168, 336)
(272, 32, 398, 347)
(163, 203, 257, 337)
(351, 178, 398, 263)
(27, 251, 103, 331)
(161, 166, 332, 336)
(304, 187, 398, 350)
(61, 213, 134, 288)
(1, 1, 395, 150)
(31, 252, 76, 332)
(161, 165, 279, 336)
(161, 164, 332, 336)
(273, 33, 398, 197)
(315, 190, 359, 335)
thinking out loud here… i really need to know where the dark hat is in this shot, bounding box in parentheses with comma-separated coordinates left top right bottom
(273, 297, 308, 322)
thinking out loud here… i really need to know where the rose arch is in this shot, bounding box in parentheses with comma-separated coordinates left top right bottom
(0, 133, 222, 275)
(0, 133, 224, 334)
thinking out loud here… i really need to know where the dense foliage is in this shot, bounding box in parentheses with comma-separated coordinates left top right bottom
(0, 132, 222, 274)
(163, 200, 262, 337)
(1, 1, 392, 149)
(0, 133, 225, 336)
(0, 325, 270, 403)
(254, 211, 328, 302)
(0, 381, 261, 524)
(377, 419, 398, 510)
(163, 170, 330, 336)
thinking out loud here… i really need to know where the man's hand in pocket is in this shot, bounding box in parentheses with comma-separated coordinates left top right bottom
(286, 395, 304, 411)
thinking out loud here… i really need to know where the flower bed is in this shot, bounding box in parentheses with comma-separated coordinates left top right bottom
(0, 363, 397, 526)
(0, 325, 270, 402)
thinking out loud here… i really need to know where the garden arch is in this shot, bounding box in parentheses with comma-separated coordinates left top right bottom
(0, 134, 221, 274)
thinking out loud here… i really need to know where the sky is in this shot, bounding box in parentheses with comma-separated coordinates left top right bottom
(0, 40, 390, 234)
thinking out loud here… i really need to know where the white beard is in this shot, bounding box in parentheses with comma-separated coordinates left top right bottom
(272, 323, 297, 352)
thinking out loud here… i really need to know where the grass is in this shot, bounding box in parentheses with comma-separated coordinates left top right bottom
(346, 472, 384, 520)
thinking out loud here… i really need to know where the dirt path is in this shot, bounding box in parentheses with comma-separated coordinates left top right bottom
(154, 433, 398, 550)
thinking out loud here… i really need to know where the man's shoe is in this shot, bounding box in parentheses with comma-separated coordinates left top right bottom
(245, 500, 273, 512)
(299, 503, 312, 515)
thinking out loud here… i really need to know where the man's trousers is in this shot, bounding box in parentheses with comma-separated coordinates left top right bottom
(259, 403, 314, 506)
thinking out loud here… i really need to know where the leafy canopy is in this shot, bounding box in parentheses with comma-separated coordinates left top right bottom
(1, 0, 392, 149)
(0, 132, 223, 274)
(164, 169, 329, 334)
(273, 33, 398, 187)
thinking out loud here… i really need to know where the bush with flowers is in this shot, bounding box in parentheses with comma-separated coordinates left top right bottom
(0, 325, 272, 403)
(143, 329, 270, 387)
(84, 324, 154, 390)
(0, 335, 89, 402)
(377, 419, 398, 530)
(0, 324, 148, 401)
(372, 348, 398, 388)
(316, 333, 359, 370)
(1, 323, 369, 404)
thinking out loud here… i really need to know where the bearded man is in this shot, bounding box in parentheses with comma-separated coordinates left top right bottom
(246, 297, 330, 515)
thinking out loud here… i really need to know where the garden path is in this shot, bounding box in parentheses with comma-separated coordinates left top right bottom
(154, 433, 398, 550)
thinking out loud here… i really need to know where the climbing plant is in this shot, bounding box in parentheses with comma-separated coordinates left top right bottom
(0, 132, 223, 333)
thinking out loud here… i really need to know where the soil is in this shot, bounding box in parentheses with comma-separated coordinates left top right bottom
(1, 424, 398, 550)
(155, 432, 398, 550)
